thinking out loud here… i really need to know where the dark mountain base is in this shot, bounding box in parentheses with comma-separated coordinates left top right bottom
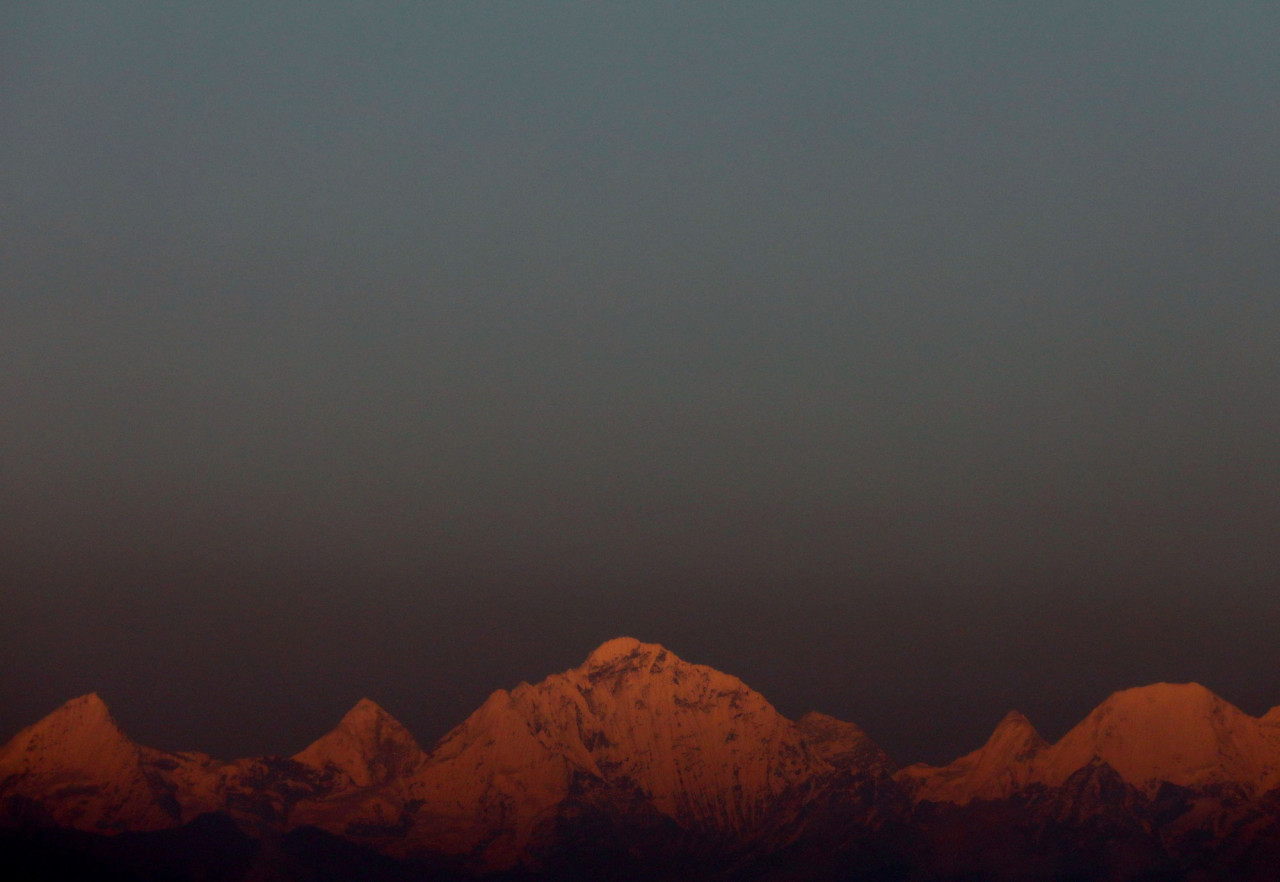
(10, 813, 1280, 882)
(0, 814, 257, 882)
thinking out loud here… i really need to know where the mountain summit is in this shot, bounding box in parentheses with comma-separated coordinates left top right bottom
(1044, 682, 1278, 794)
(0, 694, 178, 831)
(293, 698, 425, 787)
(898, 709, 1048, 804)
(397, 638, 888, 869)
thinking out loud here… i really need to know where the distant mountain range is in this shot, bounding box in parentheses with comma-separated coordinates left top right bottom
(5, 637, 1280, 880)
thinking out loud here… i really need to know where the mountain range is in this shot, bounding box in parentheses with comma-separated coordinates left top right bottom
(5, 637, 1280, 880)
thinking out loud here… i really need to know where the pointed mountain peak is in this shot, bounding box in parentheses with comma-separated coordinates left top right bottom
(989, 710, 1044, 741)
(0, 695, 180, 834)
(338, 697, 394, 728)
(995, 709, 1034, 729)
(1260, 705, 1280, 726)
(979, 710, 1048, 760)
(894, 709, 1050, 805)
(0, 692, 142, 784)
(53, 692, 115, 725)
(17, 692, 126, 742)
(294, 700, 424, 786)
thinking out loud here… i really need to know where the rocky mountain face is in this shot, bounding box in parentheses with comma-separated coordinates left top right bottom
(5, 643, 1280, 880)
(897, 710, 1048, 805)
(384, 637, 897, 871)
(0, 693, 179, 832)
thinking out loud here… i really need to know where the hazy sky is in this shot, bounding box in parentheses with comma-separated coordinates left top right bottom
(3, 3, 1278, 765)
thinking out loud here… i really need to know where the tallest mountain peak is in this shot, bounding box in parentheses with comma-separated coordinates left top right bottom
(571, 638, 701, 688)
(583, 636, 664, 668)
(424, 635, 834, 859)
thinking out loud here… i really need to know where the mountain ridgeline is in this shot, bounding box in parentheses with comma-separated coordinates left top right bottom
(5, 638, 1280, 880)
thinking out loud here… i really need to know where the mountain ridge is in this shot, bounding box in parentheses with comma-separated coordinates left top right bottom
(6, 640, 1280, 879)
(903, 680, 1280, 805)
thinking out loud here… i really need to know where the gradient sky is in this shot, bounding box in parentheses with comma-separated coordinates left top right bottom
(3, 3, 1278, 766)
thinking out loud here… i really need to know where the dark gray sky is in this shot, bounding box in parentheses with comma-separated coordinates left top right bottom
(3, 3, 1278, 765)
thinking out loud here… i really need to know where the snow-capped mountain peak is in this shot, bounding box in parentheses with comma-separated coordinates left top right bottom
(0, 693, 180, 831)
(895, 708, 1048, 804)
(583, 635, 654, 667)
(293, 698, 425, 787)
(398, 639, 885, 869)
(985, 710, 1048, 755)
(0, 693, 133, 776)
(1044, 681, 1275, 794)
